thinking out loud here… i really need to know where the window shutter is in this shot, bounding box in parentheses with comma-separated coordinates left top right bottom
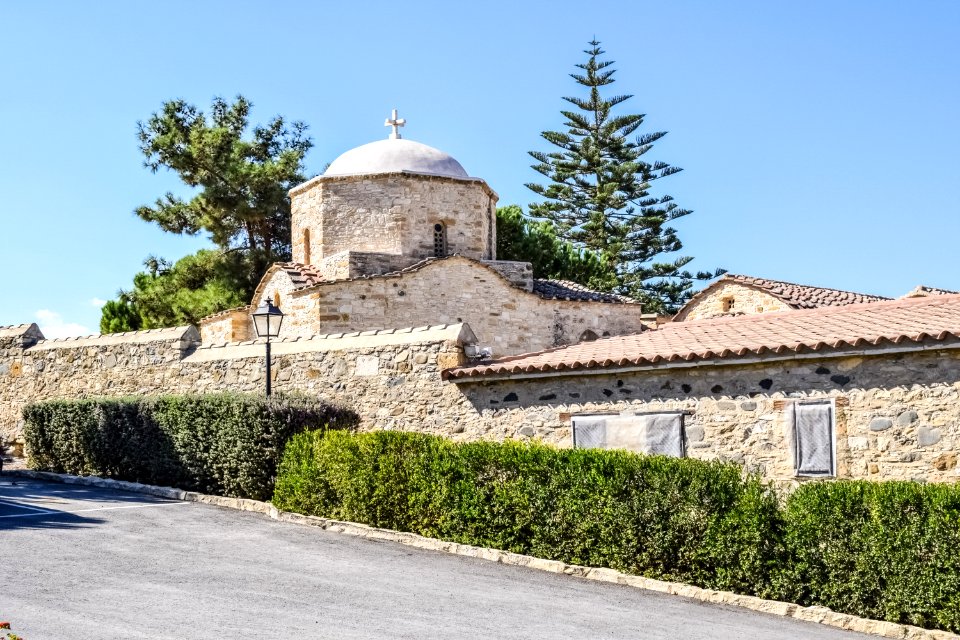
(573, 413, 684, 458)
(793, 400, 835, 476)
(641, 413, 685, 458)
(572, 416, 607, 449)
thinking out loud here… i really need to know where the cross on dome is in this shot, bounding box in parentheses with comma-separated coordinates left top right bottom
(385, 108, 406, 139)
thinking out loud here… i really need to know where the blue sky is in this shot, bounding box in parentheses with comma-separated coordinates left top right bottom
(1, 1, 957, 336)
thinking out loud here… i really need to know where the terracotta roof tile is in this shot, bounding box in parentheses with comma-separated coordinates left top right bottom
(675, 274, 890, 320)
(445, 293, 960, 380)
(277, 262, 324, 288)
(903, 285, 958, 298)
(533, 279, 638, 304)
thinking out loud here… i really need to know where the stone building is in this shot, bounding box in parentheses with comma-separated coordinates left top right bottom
(200, 112, 653, 356)
(4, 294, 960, 485)
(672, 273, 890, 322)
(444, 293, 960, 485)
(3, 112, 960, 486)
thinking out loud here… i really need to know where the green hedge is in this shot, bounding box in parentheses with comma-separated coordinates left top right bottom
(23, 393, 355, 500)
(775, 480, 960, 631)
(273, 429, 781, 593)
(274, 430, 960, 633)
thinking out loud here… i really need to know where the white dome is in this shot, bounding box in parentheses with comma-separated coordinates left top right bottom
(324, 138, 468, 178)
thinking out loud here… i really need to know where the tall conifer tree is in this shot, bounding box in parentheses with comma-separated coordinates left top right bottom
(527, 40, 722, 313)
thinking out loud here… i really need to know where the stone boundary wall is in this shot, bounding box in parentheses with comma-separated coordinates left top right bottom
(10, 470, 957, 640)
(0, 323, 475, 451)
(449, 348, 960, 485)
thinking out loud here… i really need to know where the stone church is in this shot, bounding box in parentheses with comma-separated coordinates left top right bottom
(200, 112, 653, 356)
(3, 111, 960, 487)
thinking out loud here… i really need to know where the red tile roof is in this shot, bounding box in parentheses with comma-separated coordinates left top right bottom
(445, 293, 960, 380)
(903, 285, 958, 298)
(674, 274, 889, 320)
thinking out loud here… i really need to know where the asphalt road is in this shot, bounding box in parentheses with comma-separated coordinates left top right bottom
(1, 477, 876, 640)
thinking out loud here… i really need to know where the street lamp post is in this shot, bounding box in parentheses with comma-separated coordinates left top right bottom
(251, 298, 284, 397)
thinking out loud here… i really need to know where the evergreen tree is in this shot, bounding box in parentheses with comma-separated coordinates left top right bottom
(496, 205, 615, 290)
(527, 40, 722, 313)
(101, 95, 311, 332)
(100, 250, 253, 333)
(135, 95, 312, 274)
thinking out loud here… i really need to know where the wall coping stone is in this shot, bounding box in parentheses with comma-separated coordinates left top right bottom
(7, 469, 956, 640)
(26, 326, 201, 351)
(183, 323, 477, 363)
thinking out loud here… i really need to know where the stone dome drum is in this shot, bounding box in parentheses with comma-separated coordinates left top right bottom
(324, 138, 469, 179)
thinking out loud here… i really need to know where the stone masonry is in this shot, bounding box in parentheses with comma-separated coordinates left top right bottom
(0, 324, 474, 456)
(245, 256, 652, 356)
(290, 172, 497, 265)
(5, 317, 960, 485)
(447, 348, 960, 486)
(674, 281, 792, 321)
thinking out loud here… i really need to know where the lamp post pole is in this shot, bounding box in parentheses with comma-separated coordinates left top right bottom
(251, 298, 284, 398)
(265, 336, 272, 398)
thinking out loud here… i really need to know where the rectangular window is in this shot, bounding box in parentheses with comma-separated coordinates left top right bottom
(791, 400, 836, 477)
(572, 412, 685, 458)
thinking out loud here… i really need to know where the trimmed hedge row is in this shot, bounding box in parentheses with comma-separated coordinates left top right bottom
(23, 393, 355, 500)
(274, 430, 960, 633)
(776, 480, 960, 631)
(273, 429, 781, 593)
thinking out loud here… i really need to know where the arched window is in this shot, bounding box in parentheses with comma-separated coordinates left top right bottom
(433, 223, 447, 257)
(303, 229, 311, 265)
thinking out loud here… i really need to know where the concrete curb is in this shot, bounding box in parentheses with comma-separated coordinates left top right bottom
(8, 469, 957, 640)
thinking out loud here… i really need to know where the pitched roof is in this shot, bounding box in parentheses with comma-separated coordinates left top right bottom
(903, 285, 958, 298)
(444, 293, 960, 380)
(0, 323, 41, 339)
(674, 274, 890, 319)
(533, 279, 638, 304)
(252, 262, 325, 304)
(259, 255, 638, 305)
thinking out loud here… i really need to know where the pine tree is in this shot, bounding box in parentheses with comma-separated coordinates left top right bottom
(527, 40, 722, 313)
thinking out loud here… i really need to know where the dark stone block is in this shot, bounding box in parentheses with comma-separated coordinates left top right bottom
(618, 388, 632, 394)
(815, 366, 830, 375)
(897, 410, 919, 426)
(869, 417, 893, 431)
(830, 374, 851, 386)
(759, 379, 773, 390)
(711, 385, 723, 393)
(503, 392, 518, 402)
(741, 402, 758, 411)
(568, 392, 581, 398)
(538, 393, 557, 401)
(681, 384, 692, 393)
(602, 389, 614, 397)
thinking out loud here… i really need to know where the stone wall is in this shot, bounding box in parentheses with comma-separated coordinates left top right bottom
(448, 348, 960, 485)
(4, 317, 960, 486)
(0, 324, 474, 452)
(674, 282, 792, 321)
(318, 251, 420, 280)
(290, 172, 498, 265)
(261, 256, 651, 356)
(199, 307, 253, 344)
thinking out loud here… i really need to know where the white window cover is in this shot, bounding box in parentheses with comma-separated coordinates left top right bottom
(792, 400, 835, 476)
(573, 413, 685, 458)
